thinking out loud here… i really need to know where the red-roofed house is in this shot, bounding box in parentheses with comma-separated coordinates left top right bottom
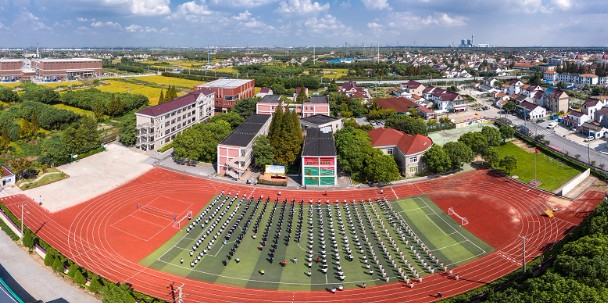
(1, 165, 15, 187)
(339, 81, 371, 100)
(375, 97, 418, 113)
(368, 128, 433, 177)
(135, 90, 215, 151)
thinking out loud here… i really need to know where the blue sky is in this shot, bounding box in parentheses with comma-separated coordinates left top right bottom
(0, 0, 606, 48)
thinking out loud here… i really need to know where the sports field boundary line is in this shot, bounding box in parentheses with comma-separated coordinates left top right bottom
(416, 197, 487, 255)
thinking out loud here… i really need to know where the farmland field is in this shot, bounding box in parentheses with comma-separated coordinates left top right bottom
(97, 79, 183, 105)
(133, 75, 203, 88)
(53, 104, 97, 117)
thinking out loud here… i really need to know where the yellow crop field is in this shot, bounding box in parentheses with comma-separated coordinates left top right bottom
(40, 81, 83, 88)
(133, 75, 203, 88)
(53, 104, 96, 117)
(97, 80, 186, 105)
(214, 67, 237, 73)
(0, 82, 21, 88)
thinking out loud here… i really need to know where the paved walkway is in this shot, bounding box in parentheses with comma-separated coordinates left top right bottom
(0, 232, 99, 303)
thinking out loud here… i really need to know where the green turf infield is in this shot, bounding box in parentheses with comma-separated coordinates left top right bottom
(140, 194, 493, 290)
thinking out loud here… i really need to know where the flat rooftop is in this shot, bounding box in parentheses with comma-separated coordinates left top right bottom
(199, 78, 253, 88)
(33, 58, 101, 62)
(220, 114, 270, 147)
(301, 114, 339, 125)
(307, 96, 329, 104)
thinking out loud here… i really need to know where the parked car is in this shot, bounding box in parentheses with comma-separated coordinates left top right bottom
(584, 136, 595, 142)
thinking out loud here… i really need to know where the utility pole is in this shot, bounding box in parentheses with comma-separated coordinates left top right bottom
(520, 235, 526, 273)
(588, 143, 591, 164)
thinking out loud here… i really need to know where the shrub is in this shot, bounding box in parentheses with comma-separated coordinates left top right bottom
(52, 257, 65, 273)
(67, 263, 79, 278)
(73, 269, 87, 285)
(88, 275, 104, 293)
(22, 228, 35, 249)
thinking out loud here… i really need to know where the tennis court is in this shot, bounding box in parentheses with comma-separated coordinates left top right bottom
(392, 196, 493, 266)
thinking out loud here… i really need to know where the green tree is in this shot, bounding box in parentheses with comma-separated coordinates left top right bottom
(67, 263, 79, 278)
(0, 126, 11, 148)
(458, 131, 489, 154)
(73, 269, 87, 285)
(44, 248, 56, 266)
(101, 283, 136, 303)
(232, 97, 259, 119)
(0, 87, 19, 103)
(499, 124, 515, 142)
(107, 96, 124, 117)
(482, 147, 500, 168)
(92, 99, 105, 120)
(499, 155, 517, 174)
(439, 116, 452, 124)
(503, 101, 516, 113)
(295, 87, 307, 103)
(158, 90, 165, 104)
(481, 126, 502, 146)
(422, 144, 451, 173)
(22, 228, 35, 249)
(173, 120, 232, 162)
(443, 141, 474, 170)
(210, 112, 245, 128)
(252, 135, 275, 169)
(118, 115, 136, 146)
(88, 274, 104, 293)
(385, 114, 428, 135)
(268, 105, 284, 154)
(327, 79, 338, 93)
(52, 257, 65, 273)
(40, 133, 71, 165)
(364, 151, 401, 182)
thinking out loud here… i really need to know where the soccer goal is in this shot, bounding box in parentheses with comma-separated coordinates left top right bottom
(173, 210, 193, 229)
(448, 207, 469, 226)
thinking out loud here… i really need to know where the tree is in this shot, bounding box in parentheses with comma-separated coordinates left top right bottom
(101, 283, 136, 303)
(22, 228, 35, 249)
(439, 116, 452, 124)
(268, 105, 284, 155)
(118, 115, 136, 146)
(296, 87, 307, 103)
(67, 262, 79, 278)
(88, 274, 104, 293)
(92, 99, 105, 120)
(327, 79, 338, 93)
(40, 133, 71, 165)
(499, 124, 515, 142)
(0, 87, 19, 103)
(458, 131, 488, 154)
(232, 97, 259, 119)
(73, 269, 87, 285)
(158, 90, 165, 104)
(172, 120, 232, 162)
(503, 101, 516, 113)
(364, 151, 401, 183)
(385, 114, 428, 136)
(482, 147, 500, 168)
(422, 144, 451, 173)
(499, 155, 517, 174)
(107, 96, 124, 117)
(210, 112, 245, 128)
(52, 257, 65, 273)
(443, 141, 474, 170)
(334, 126, 375, 180)
(252, 135, 275, 169)
(481, 126, 502, 146)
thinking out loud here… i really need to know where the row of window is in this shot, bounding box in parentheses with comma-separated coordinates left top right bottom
(163, 104, 197, 119)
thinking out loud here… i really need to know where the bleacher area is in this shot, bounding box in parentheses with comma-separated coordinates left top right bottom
(141, 192, 493, 291)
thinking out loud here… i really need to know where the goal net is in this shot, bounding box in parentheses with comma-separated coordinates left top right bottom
(173, 210, 193, 229)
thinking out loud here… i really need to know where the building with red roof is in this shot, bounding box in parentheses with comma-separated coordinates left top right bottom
(368, 128, 433, 177)
(135, 89, 215, 151)
(1, 165, 15, 187)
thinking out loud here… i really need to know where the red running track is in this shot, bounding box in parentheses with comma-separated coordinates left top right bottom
(0, 168, 602, 302)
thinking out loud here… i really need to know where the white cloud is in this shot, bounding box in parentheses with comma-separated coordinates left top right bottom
(101, 0, 170, 16)
(304, 14, 350, 33)
(91, 21, 122, 29)
(210, 0, 277, 7)
(387, 12, 467, 29)
(552, 0, 572, 10)
(231, 10, 273, 31)
(276, 0, 329, 15)
(77, 17, 88, 22)
(125, 24, 158, 32)
(172, 0, 216, 22)
(12, 10, 50, 31)
(367, 21, 381, 29)
(361, 0, 389, 10)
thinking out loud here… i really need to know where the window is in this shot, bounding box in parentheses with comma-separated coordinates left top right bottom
(409, 167, 417, 173)
(387, 149, 393, 155)
(410, 157, 418, 163)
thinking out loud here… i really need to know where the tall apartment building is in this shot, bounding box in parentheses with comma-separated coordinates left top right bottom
(135, 89, 215, 151)
(195, 78, 255, 112)
(31, 58, 102, 81)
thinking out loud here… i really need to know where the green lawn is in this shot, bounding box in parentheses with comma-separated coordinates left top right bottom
(494, 142, 581, 191)
(141, 194, 493, 290)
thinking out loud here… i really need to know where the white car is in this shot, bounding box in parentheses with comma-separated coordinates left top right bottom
(584, 136, 595, 142)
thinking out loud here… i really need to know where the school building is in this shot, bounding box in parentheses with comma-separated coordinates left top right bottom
(135, 89, 215, 151)
(301, 128, 338, 187)
(368, 128, 433, 177)
(195, 78, 255, 112)
(217, 114, 272, 179)
(256, 95, 331, 117)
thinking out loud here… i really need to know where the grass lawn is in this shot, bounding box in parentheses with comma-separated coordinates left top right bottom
(18, 172, 69, 190)
(494, 141, 581, 191)
(141, 194, 491, 290)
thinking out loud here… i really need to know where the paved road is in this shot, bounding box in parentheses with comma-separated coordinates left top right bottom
(0, 232, 99, 303)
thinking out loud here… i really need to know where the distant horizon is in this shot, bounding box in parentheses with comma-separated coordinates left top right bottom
(0, 1, 605, 49)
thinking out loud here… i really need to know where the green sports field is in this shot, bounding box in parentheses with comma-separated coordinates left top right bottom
(140, 194, 493, 291)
